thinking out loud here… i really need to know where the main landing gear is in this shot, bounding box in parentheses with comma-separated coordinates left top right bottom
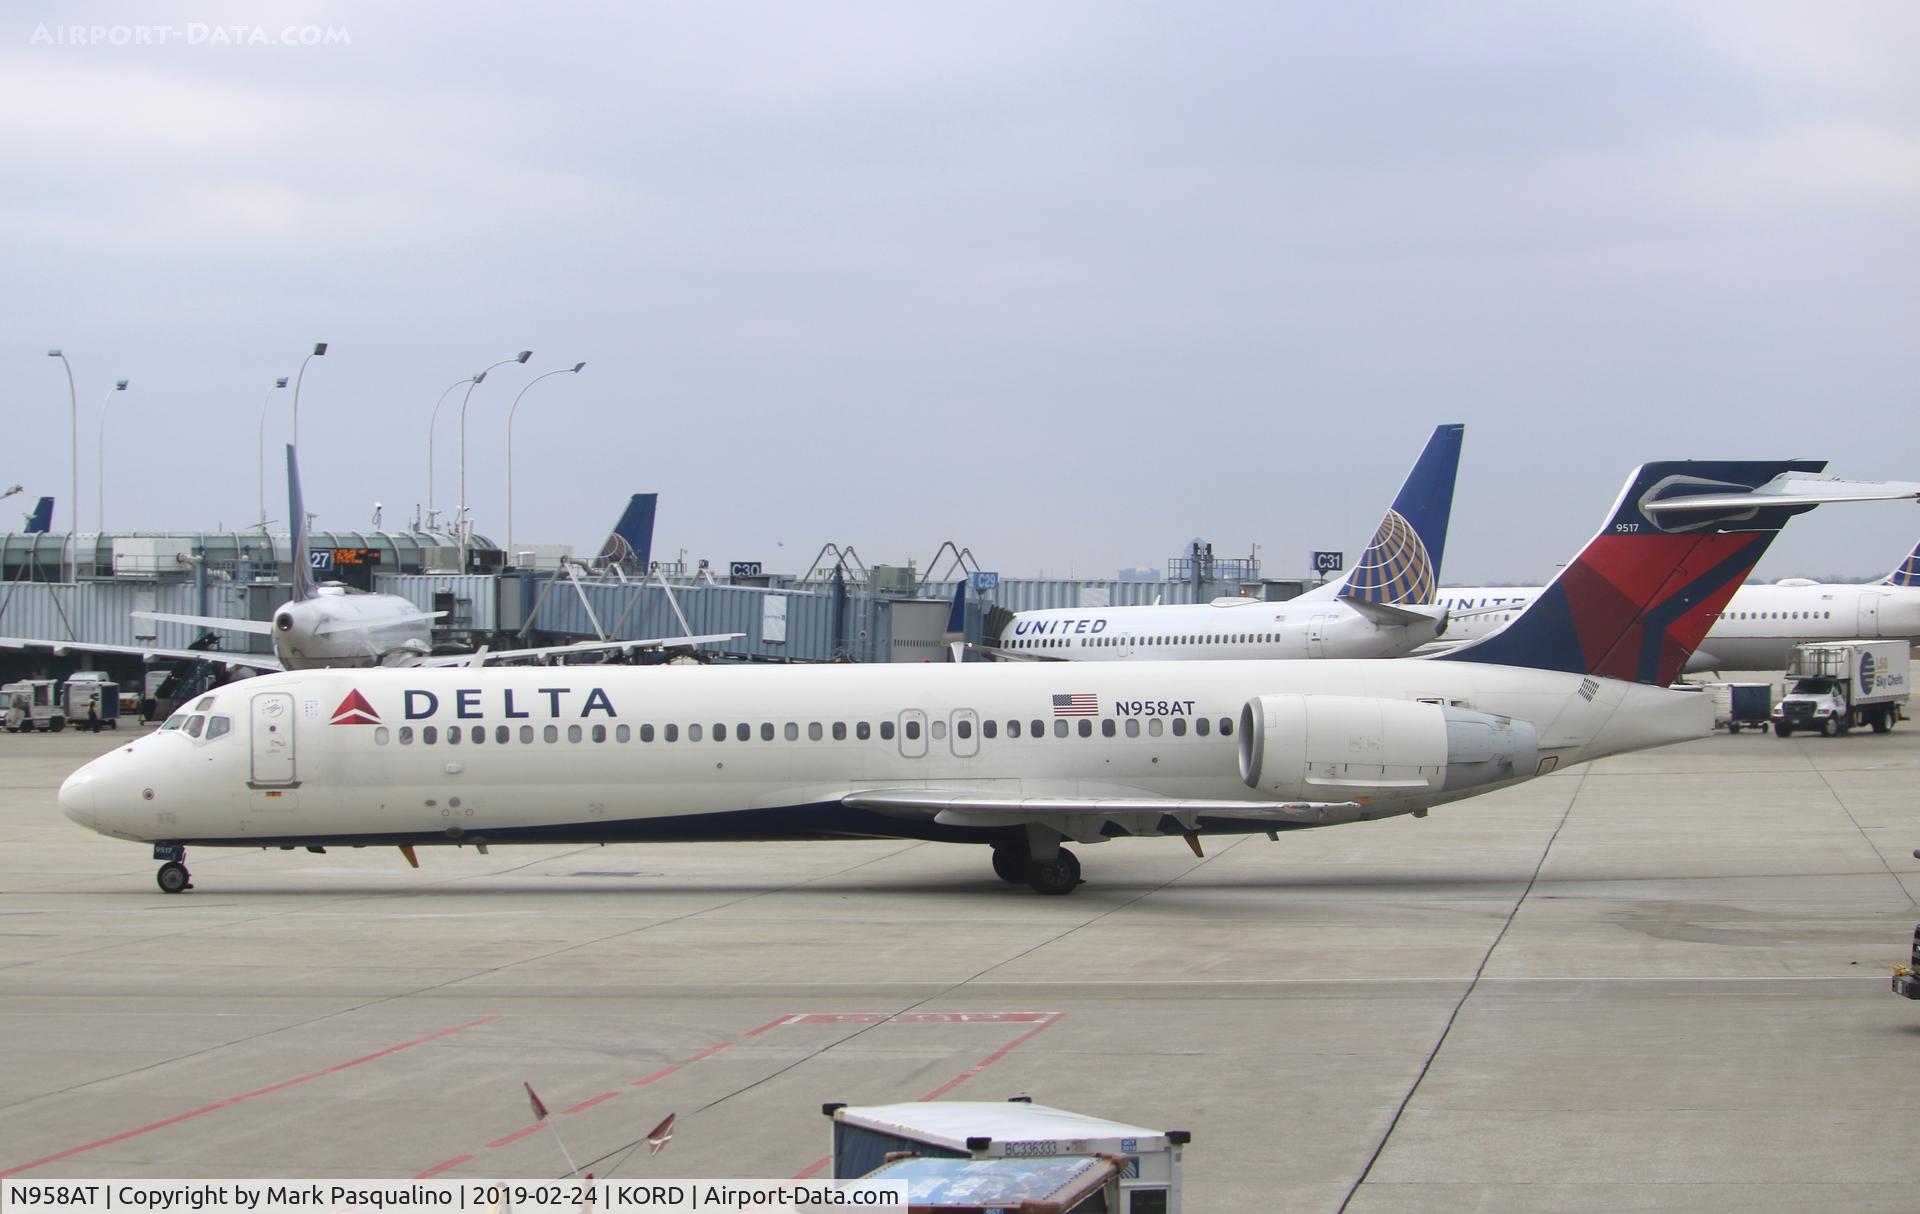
(990, 838, 1084, 896)
(154, 844, 192, 894)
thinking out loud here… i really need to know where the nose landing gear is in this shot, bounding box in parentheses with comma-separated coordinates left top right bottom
(153, 844, 192, 894)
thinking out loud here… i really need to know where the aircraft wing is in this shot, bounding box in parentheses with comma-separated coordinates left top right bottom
(415, 632, 744, 667)
(842, 789, 1363, 824)
(1336, 596, 1446, 628)
(968, 643, 1069, 662)
(132, 611, 276, 636)
(0, 635, 281, 671)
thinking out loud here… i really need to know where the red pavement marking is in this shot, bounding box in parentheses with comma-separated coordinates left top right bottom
(744, 1015, 797, 1037)
(1, 1016, 500, 1179)
(919, 1013, 1065, 1101)
(684, 1042, 733, 1063)
(630, 1066, 680, 1087)
(486, 1124, 546, 1149)
(562, 1092, 619, 1115)
(793, 1155, 831, 1179)
(416, 1155, 475, 1178)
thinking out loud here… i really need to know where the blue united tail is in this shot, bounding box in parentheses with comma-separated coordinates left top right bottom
(597, 493, 658, 572)
(1326, 423, 1464, 605)
(24, 496, 53, 534)
(1881, 537, 1920, 587)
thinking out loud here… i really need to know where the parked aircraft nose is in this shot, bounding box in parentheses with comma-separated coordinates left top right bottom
(58, 763, 97, 830)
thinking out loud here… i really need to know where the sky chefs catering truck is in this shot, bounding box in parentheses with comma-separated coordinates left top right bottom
(1772, 640, 1910, 737)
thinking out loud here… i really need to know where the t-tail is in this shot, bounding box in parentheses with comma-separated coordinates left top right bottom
(24, 496, 53, 534)
(1313, 423, 1464, 605)
(286, 445, 316, 601)
(1881, 537, 1920, 587)
(1439, 460, 1831, 686)
(597, 493, 658, 572)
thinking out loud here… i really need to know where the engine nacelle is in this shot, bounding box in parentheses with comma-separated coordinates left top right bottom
(1238, 694, 1537, 803)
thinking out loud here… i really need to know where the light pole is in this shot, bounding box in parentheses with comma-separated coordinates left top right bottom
(290, 342, 327, 451)
(47, 350, 75, 537)
(257, 376, 289, 526)
(505, 362, 586, 560)
(458, 349, 531, 561)
(426, 376, 473, 530)
(95, 379, 129, 532)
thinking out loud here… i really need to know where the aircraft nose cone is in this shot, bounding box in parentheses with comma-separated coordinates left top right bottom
(59, 764, 97, 829)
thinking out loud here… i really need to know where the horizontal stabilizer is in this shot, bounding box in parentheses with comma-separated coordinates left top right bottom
(1641, 474, 1920, 514)
(1336, 595, 1446, 628)
(843, 789, 1362, 824)
(0, 635, 280, 671)
(417, 632, 743, 667)
(314, 611, 444, 637)
(969, 643, 1069, 663)
(132, 610, 276, 636)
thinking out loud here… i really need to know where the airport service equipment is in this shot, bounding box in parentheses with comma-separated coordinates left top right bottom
(825, 1099, 1185, 1213)
(1700, 681, 1774, 733)
(62, 671, 120, 730)
(1771, 640, 1910, 737)
(3, 679, 66, 732)
(1895, 912, 1920, 1000)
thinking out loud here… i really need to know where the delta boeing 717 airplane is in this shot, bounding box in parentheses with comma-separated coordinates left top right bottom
(58, 461, 1920, 895)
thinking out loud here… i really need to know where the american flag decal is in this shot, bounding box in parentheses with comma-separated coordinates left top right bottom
(1052, 693, 1098, 717)
(1578, 677, 1600, 702)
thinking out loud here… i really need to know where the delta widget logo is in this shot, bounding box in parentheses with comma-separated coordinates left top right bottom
(330, 690, 381, 725)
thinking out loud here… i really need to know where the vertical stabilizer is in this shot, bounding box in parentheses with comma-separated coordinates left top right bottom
(1881, 537, 1920, 587)
(24, 497, 53, 534)
(598, 493, 658, 572)
(1305, 423, 1464, 605)
(286, 445, 316, 600)
(1440, 460, 1827, 685)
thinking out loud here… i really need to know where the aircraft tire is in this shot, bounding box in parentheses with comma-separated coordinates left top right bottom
(990, 844, 1027, 884)
(1026, 848, 1081, 896)
(156, 862, 191, 895)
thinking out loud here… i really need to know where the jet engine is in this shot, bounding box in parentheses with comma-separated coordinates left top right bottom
(1238, 694, 1537, 803)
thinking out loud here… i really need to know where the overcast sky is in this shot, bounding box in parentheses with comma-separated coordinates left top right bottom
(4, 2, 1918, 584)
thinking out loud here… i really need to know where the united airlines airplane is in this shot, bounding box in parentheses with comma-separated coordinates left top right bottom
(63, 459, 1917, 897)
(1435, 535, 1920, 675)
(987, 424, 1463, 662)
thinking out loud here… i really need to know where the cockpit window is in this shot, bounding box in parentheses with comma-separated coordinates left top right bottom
(205, 715, 232, 740)
(194, 696, 217, 712)
(184, 715, 206, 738)
(160, 713, 187, 731)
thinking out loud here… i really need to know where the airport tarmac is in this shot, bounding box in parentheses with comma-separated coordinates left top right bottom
(3, 721, 1918, 1211)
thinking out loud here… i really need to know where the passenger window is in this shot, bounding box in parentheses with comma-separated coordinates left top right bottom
(982, 720, 996, 739)
(1077, 719, 1092, 737)
(592, 724, 607, 743)
(806, 722, 822, 741)
(1195, 718, 1210, 737)
(616, 724, 631, 743)
(665, 724, 679, 742)
(496, 725, 511, 744)
(957, 720, 972, 739)
(185, 715, 206, 738)
(399, 726, 415, 744)
(640, 723, 655, 742)
(446, 725, 462, 746)
(762, 722, 775, 741)
(856, 722, 871, 741)
(543, 724, 558, 743)
(1148, 718, 1164, 737)
(568, 725, 583, 743)
(931, 720, 947, 740)
(833, 721, 848, 740)
(785, 722, 799, 741)
(373, 726, 389, 745)
(1007, 719, 1022, 738)
(880, 720, 895, 741)
(471, 726, 485, 743)
(736, 723, 750, 741)
(521, 725, 535, 743)
(905, 720, 921, 741)
(1053, 720, 1068, 738)
(1171, 718, 1186, 737)
(1032, 719, 1045, 737)
(1219, 718, 1233, 736)
(1124, 719, 1140, 738)
(424, 726, 439, 744)
(711, 723, 725, 742)
(206, 715, 232, 740)
(689, 724, 703, 741)
(1101, 719, 1115, 737)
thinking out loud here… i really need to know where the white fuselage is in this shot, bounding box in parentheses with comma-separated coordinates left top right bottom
(272, 586, 433, 668)
(1000, 598, 1446, 662)
(1439, 582, 1920, 673)
(61, 659, 1707, 852)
